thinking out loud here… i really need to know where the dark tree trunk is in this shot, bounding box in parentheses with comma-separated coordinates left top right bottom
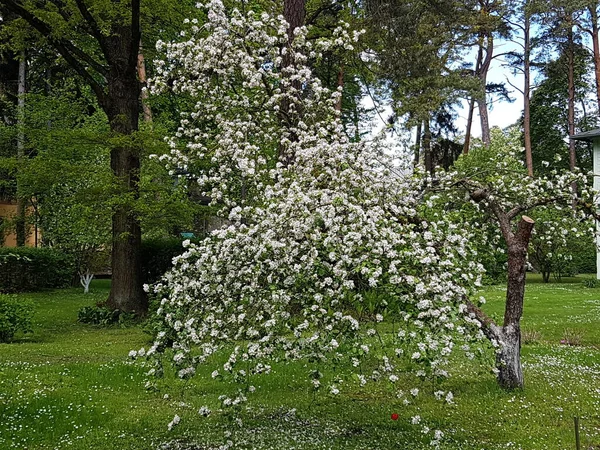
(15, 51, 26, 247)
(2, 0, 146, 314)
(423, 118, 433, 174)
(278, 0, 306, 166)
(102, 32, 146, 314)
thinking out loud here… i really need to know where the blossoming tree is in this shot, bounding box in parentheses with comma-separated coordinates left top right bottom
(427, 129, 597, 389)
(141, 1, 489, 441)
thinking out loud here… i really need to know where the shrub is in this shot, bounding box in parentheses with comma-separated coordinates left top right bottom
(0, 295, 34, 342)
(140, 237, 186, 284)
(78, 305, 136, 327)
(0, 247, 75, 293)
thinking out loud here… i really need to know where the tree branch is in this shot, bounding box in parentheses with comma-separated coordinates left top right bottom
(1, 0, 109, 102)
(73, 0, 111, 60)
(465, 298, 502, 341)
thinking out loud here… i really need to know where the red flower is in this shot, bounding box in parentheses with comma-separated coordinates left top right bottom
(391, 413, 399, 421)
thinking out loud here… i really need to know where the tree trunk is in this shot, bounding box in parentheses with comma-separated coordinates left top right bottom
(103, 35, 146, 315)
(423, 118, 433, 174)
(15, 51, 26, 247)
(414, 122, 422, 166)
(497, 215, 534, 389)
(523, 11, 533, 177)
(478, 33, 494, 147)
(567, 27, 576, 173)
(463, 97, 475, 155)
(335, 64, 344, 113)
(137, 40, 153, 125)
(477, 95, 491, 147)
(590, 6, 600, 112)
(278, 0, 306, 166)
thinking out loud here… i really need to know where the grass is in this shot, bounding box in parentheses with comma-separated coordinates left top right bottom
(0, 275, 599, 449)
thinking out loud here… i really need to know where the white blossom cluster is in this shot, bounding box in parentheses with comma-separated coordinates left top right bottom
(143, 0, 488, 440)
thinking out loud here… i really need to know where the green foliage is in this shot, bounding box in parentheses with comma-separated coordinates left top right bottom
(77, 305, 136, 327)
(140, 237, 186, 284)
(529, 43, 594, 175)
(0, 294, 34, 342)
(0, 247, 75, 293)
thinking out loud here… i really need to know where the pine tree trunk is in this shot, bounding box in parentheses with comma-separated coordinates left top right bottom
(523, 11, 533, 177)
(414, 122, 422, 166)
(15, 51, 26, 247)
(478, 33, 493, 147)
(590, 6, 600, 112)
(463, 97, 475, 155)
(423, 118, 433, 174)
(567, 27, 576, 173)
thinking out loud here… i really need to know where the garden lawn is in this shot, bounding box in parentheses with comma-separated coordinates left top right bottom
(0, 276, 599, 449)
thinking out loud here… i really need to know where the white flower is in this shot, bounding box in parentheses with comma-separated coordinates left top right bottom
(167, 414, 180, 430)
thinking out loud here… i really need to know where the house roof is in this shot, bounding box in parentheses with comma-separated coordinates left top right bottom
(571, 129, 600, 142)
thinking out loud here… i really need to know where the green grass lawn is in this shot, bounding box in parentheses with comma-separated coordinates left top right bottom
(1, 276, 599, 449)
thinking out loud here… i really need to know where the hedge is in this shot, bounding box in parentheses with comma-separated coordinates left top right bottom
(0, 247, 75, 293)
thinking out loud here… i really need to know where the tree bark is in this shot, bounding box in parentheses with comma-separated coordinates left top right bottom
(15, 51, 26, 247)
(523, 10, 533, 177)
(335, 64, 344, 113)
(468, 184, 534, 390)
(567, 25, 576, 173)
(423, 118, 433, 174)
(102, 30, 146, 314)
(590, 5, 600, 112)
(278, 0, 306, 166)
(463, 97, 475, 155)
(137, 40, 153, 125)
(478, 32, 494, 147)
(497, 215, 534, 389)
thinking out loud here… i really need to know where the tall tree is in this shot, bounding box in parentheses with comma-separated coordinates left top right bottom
(505, 0, 536, 176)
(529, 44, 592, 174)
(1, 0, 146, 313)
(364, 0, 474, 171)
(15, 50, 26, 246)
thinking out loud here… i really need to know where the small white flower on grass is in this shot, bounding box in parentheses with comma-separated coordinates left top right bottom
(167, 414, 180, 430)
(411, 415, 421, 424)
(199, 406, 211, 417)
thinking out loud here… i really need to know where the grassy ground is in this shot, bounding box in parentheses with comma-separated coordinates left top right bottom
(0, 275, 599, 449)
